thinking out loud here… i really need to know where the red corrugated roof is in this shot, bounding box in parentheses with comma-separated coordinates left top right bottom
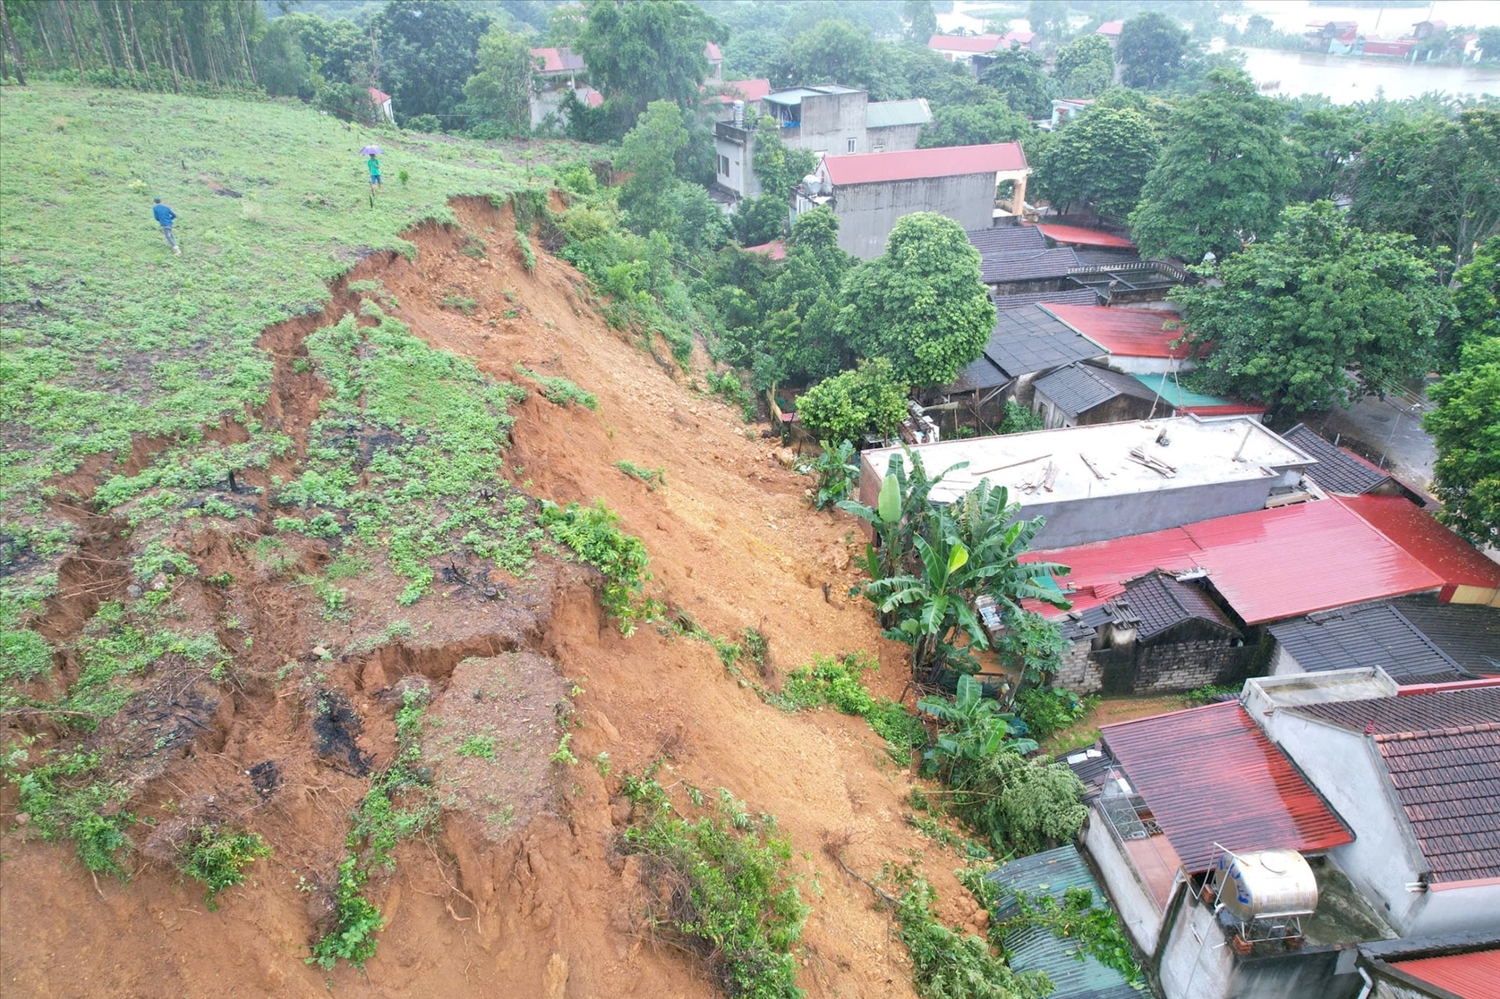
(368, 86, 391, 105)
(1097, 20, 1124, 35)
(1342, 494, 1500, 593)
(928, 33, 1005, 54)
(1392, 948, 1500, 998)
(822, 143, 1027, 186)
(1102, 702, 1353, 873)
(582, 88, 603, 109)
(717, 78, 772, 104)
(1034, 224, 1137, 250)
(1180, 403, 1266, 418)
(705, 41, 722, 61)
(1045, 304, 1190, 358)
(1025, 498, 1447, 623)
(743, 240, 787, 260)
(530, 47, 586, 73)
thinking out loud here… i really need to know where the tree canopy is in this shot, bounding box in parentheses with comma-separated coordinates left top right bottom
(1036, 102, 1159, 216)
(1129, 69, 1295, 262)
(462, 24, 532, 138)
(617, 100, 691, 236)
(1116, 11, 1188, 90)
(1171, 201, 1451, 413)
(574, 0, 719, 122)
(917, 101, 1029, 149)
(795, 358, 909, 445)
(839, 213, 995, 389)
(1425, 336, 1500, 546)
(1052, 33, 1115, 97)
(978, 48, 1051, 119)
(373, 0, 490, 122)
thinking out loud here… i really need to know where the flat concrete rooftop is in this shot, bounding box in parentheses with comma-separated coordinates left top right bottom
(862, 416, 1315, 507)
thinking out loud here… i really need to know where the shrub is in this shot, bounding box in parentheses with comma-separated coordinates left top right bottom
(515, 365, 598, 410)
(308, 856, 385, 970)
(800, 439, 859, 510)
(772, 653, 926, 765)
(795, 359, 909, 446)
(1016, 687, 1093, 743)
(539, 500, 652, 634)
(180, 825, 271, 909)
(615, 461, 666, 489)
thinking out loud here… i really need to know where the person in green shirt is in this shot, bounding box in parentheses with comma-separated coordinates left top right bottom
(367, 155, 381, 190)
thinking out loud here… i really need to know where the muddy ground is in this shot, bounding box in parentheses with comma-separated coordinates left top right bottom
(1, 199, 994, 998)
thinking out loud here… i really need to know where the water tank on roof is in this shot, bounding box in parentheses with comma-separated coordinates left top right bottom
(1214, 850, 1318, 922)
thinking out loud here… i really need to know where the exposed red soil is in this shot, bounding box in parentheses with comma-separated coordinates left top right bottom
(0, 198, 987, 999)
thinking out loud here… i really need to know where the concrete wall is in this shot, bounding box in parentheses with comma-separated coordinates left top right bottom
(866, 122, 923, 152)
(1032, 386, 1156, 429)
(1012, 474, 1279, 549)
(832, 172, 998, 258)
(715, 124, 759, 199)
(1083, 805, 1171, 955)
(787, 91, 868, 155)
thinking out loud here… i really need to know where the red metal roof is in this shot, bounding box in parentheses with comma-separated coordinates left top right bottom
(1045, 304, 1189, 358)
(743, 240, 787, 260)
(1342, 494, 1500, 594)
(1096, 20, 1124, 36)
(531, 47, 586, 73)
(822, 143, 1028, 186)
(1102, 702, 1353, 873)
(705, 41, 722, 61)
(717, 78, 772, 104)
(1034, 224, 1137, 250)
(1025, 498, 1447, 623)
(1392, 948, 1500, 998)
(368, 86, 391, 105)
(1364, 39, 1416, 56)
(928, 33, 1006, 54)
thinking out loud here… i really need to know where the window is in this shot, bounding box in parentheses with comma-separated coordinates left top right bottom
(873, 142, 886, 152)
(846, 137, 857, 153)
(718, 154, 730, 176)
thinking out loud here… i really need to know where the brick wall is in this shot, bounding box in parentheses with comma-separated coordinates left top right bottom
(1054, 629, 1268, 696)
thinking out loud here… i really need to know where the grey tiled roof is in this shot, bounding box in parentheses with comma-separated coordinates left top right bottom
(979, 248, 1081, 284)
(967, 225, 1047, 256)
(1123, 571, 1237, 640)
(1033, 361, 1156, 419)
(982, 305, 1104, 380)
(991, 288, 1101, 309)
(1284, 424, 1392, 495)
(1269, 601, 1472, 684)
(1391, 595, 1500, 677)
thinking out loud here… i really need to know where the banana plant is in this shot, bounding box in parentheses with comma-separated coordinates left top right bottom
(917, 674, 1036, 780)
(838, 448, 964, 587)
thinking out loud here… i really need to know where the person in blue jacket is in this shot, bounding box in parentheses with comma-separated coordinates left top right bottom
(152, 198, 180, 254)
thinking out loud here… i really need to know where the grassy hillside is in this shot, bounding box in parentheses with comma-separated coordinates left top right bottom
(0, 85, 574, 511)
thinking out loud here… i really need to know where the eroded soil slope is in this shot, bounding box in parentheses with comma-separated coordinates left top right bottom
(0, 199, 978, 999)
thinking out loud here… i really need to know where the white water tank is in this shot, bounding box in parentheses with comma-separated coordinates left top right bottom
(1214, 850, 1318, 922)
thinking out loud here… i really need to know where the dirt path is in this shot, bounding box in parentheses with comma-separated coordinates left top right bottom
(0, 200, 979, 998)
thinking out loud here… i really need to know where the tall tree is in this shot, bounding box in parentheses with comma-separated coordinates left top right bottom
(917, 101, 1028, 148)
(777, 18, 877, 92)
(978, 47, 1050, 118)
(1027, 0, 1070, 45)
(902, 0, 937, 44)
(462, 23, 532, 138)
(1116, 10, 1188, 89)
(1285, 99, 1363, 204)
(1348, 108, 1500, 272)
(616, 99, 690, 237)
(1036, 102, 1158, 216)
(1171, 201, 1451, 414)
(757, 206, 856, 385)
(1425, 336, 1500, 546)
(373, 0, 490, 123)
(838, 213, 995, 389)
(1129, 69, 1295, 263)
(1052, 33, 1114, 97)
(574, 0, 718, 120)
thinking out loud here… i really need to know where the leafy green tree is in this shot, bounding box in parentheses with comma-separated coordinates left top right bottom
(254, 19, 314, 98)
(1477, 26, 1500, 62)
(778, 19, 878, 91)
(1425, 337, 1500, 546)
(462, 24, 532, 138)
(978, 48, 1051, 118)
(617, 100, 690, 236)
(278, 12, 370, 86)
(1286, 100, 1363, 204)
(751, 131, 819, 203)
(1052, 33, 1115, 97)
(903, 0, 938, 43)
(1129, 69, 1295, 262)
(754, 207, 856, 385)
(1036, 103, 1158, 216)
(574, 0, 718, 122)
(373, 0, 491, 124)
(944, 750, 1088, 855)
(839, 213, 996, 389)
(1028, 0, 1071, 45)
(664, 184, 731, 256)
(917, 101, 1029, 149)
(1348, 108, 1500, 271)
(795, 359, 909, 446)
(1117, 10, 1189, 89)
(731, 196, 790, 247)
(1172, 201, 1451, 413)
(1449, 237, 1500, 350)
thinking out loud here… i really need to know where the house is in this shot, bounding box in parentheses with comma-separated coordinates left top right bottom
(970, 223, 1188, 301)
(1095, 20, 1124, 47)
(1305, 21, 1359, 52)
(927, 30, 1035, 67)
(1359, 939, 1500, 999)
(1282, 424, 1428, 504)
(940, 302, 1105, 414)
(1032, 361, 1163, 428)
(704, 41, 722, 84)
(368, 86, 394, 123)
(979, 248, 1082, 295)
(1268, 600, 1493, 685)
(1363, 38, 1417, 58)
(991, 288, 1102, 310)
(529, 46, 589, 128)
(1079, 671, 1500, 999)
(859, 415, 1315, 550)
(1388, 594, 1500, 675)
(984, 845, 1141, 999)
(714, 84, 932, 202)
(797, 143, 1029, 258)
(1025, 494, 1500, 627)
(1050, 97, 1094, 129)
(1043, 304, 1192, 375)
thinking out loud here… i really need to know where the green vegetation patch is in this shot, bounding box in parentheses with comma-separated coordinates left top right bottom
(515, 365, 598, 409)
(620, 768, 809, 999)
(770, 653, 926, 766)
(539, 499, 653, 634)
(180, 825, 271, 909)
(5, 746, 133, 875)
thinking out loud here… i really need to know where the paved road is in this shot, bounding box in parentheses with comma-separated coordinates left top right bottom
(1305, 384, 1436, 495)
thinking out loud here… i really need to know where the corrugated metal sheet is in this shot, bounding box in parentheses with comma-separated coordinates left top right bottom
(1036, 224, 1137, 250)
(928, 32, 1006, 53)
(866, 98, 931, 129)
(823, 142, 1027, 186)
(1391, 947, 1500, 999)
(986, 846, 1140, 999)
(1343, 495, 1500, 591)
(1046, 305, 1188, 359)
(1102, 702, 1353, 873)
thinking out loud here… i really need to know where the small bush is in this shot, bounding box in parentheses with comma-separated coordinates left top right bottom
(515, 365, 598, 410)
(1016, 687, 1094, 743)
(456, 734, 497, 760)
(794, 359, 909, 446)
(772, 653, 926, 765)
(180, 825, 271, 909)
(539, 500, 652, 634)
(706, 369, 755, 422)
(308, 856, 385, 970)
(439, 292, 478, 315)
(615, 460, 666, 489)
(517, 231, 536, 272)
(800, 440, 859, 511)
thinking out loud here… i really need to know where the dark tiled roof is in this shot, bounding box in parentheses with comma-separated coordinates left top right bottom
(948, 354, 1012, 394)
(1033, 361, 1158, 419)
(991, 288, 1101, 309)
(982, 305, 1104, 380)
(967, 225, 1048, 256)
(1102, 702, 1353, 873)
(1284, 424, 1393, 495)
(986, 845, 1140, 999)
(1269, 602, 1472, 685)
(979, 248, 1081, 284)
(1072, 249, 1145, 268)
(1062, 744, 1111, 795)
(1121, 571, 1237, 640)
(1293, 684, 1500, 883)
(1392, 595, 1500, 676)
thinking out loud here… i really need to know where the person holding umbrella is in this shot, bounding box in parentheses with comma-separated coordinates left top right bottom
(363, 146, 382, 191)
